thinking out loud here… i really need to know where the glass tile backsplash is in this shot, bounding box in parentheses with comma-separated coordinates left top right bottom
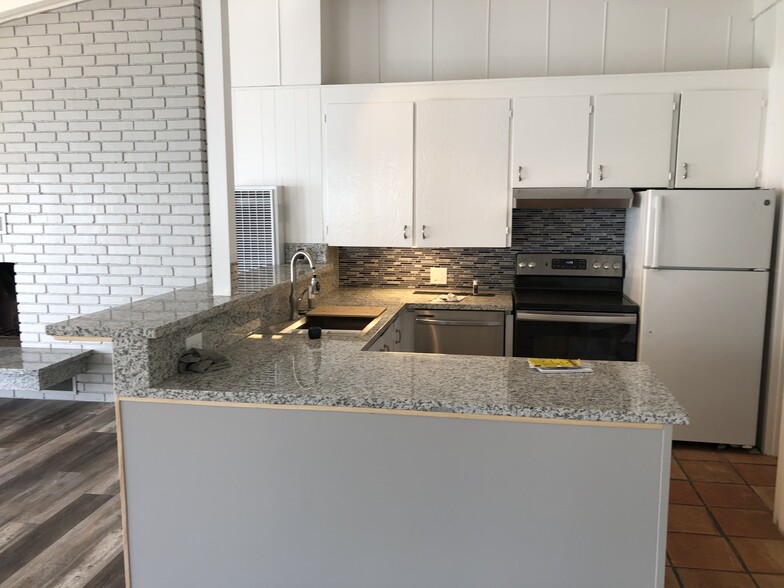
(338, 209, 626, 289)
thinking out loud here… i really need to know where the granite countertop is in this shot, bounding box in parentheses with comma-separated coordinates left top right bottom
(44, 276, 686, 425)
(45, 267, 295, 339)
(139, 287, 687, 426)
(145, 335, 687, 425)
(0, 348, 94, 390)
(44, 279, 512, 340)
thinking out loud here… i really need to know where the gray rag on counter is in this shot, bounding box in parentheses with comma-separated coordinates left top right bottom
(178, 348, 231, 374)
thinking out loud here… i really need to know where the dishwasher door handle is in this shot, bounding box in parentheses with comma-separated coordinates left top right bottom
(515, 311, 637, 325)
(415, 318, 504, 327)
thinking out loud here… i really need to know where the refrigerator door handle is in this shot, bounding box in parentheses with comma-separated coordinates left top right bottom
(651, 195, 663, 268)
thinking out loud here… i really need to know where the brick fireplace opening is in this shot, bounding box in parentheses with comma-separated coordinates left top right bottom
(0, 263, 20, 348)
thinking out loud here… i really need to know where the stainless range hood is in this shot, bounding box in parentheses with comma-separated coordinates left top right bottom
(513, 187, 634, 209)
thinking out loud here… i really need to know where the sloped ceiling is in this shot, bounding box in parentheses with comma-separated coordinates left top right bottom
(0, 0, 81, 25)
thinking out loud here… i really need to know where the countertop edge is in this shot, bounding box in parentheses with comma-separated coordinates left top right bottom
(127, 387, 688, 426)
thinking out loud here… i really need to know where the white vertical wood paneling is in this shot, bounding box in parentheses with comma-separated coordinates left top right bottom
(274, 88, 325, 242)
(321, 0, 380, 84)
(232, 90, 264, 186)
(228, 0, 279, 87)
(488, 0, 548, 78)
(279, 0, 321, 85)
(380, 0, 433, 82)
(229, 0, 758, 87)
(273, 88, 298, 240)
(432, 0, 489, 81)
(548, 0, 605, 76)
(665, 7, 730, 71)
(259, 90, 278, 182)
(306, 88, 323, 243)
(231, 88, 323, 243)
(604, 2, 667, 74)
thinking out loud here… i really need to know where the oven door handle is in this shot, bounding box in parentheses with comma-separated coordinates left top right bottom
(515, 311, 638, 325)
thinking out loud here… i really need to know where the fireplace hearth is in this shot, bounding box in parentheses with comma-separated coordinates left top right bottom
(0, 263, 20, 347)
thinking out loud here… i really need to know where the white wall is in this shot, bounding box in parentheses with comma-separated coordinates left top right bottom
(760, 4, 784, 520)
(232, 87, 323, 243)
(319, 0, 760, 84)
(0, 0, 211, 401)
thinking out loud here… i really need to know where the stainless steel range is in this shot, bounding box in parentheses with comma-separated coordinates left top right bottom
(513, 253, 639, 361)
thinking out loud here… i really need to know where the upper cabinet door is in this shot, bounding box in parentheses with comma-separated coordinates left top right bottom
(675, 90, 764, 188)
(591, 94, 675, 188)
(415, 99, 511, 248)
(324, 102, 414, 247)
(512, 96, 590, 188)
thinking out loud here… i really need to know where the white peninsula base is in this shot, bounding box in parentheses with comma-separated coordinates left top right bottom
(118, 399, 672, 588)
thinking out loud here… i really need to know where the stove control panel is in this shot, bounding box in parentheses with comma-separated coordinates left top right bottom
(516, 253, 624, 277)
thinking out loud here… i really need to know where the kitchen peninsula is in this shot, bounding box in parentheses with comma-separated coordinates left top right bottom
(48, 269, 687, 588)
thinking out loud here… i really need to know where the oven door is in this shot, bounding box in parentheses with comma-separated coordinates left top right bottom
(514, 311, 638, 361)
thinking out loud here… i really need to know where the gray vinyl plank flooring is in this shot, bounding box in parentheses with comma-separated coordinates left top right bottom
(0, 399, 123, 588)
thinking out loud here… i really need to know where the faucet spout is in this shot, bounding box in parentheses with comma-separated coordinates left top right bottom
(290, 250, 320, 320)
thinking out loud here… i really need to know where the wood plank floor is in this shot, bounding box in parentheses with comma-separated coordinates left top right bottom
(0, 399, 123, 588)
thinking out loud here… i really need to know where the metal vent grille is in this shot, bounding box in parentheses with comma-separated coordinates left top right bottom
(235, 187, 283, 270)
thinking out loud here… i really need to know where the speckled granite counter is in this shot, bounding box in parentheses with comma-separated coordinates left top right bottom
(46, 277, 685, 425)
(0, 348, 93, 390)
(45, 267, 298, 340)
(135, 286, 684, 426)
(146, 334, 686, 425)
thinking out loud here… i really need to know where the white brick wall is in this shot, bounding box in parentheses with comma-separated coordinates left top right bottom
(0, 0, 210, 401)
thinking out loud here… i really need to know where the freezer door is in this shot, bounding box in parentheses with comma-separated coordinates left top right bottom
(639, 270, 769, 445)
(644, 190, 774, 269)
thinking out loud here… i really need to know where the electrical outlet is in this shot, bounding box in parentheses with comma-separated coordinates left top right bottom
(185, 332, 203, 350)
(430, 267, 448, 285)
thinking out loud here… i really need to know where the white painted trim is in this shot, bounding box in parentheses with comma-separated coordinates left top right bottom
(203, 0, 237, 296)
(318, 68, 768, 104)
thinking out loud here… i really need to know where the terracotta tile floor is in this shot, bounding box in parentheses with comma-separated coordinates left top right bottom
(667, 442, 783, 587)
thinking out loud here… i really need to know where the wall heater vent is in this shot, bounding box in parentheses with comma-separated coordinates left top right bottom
(235, 187, 284, 270)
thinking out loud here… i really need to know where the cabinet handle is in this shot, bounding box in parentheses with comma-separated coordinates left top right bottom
(403, 225, 408, 239)
(518, 165, 524, 182)
(394, 329, 401, 344)
(682, 162, 688, 179)
(598, 164, 604, 181)
(381, 344, 390, 352)
(422, 225, 426, 240)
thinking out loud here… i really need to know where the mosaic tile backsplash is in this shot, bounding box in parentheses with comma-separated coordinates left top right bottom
(339, 209, 626, 289)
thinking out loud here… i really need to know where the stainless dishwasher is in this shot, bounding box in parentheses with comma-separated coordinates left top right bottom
(413, 310, 505, 356)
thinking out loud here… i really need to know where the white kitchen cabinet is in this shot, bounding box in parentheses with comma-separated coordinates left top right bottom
(675, 90, 764, 188)
(591, 94, 676, 188)
(393, 309, 414, 352)
(369, 319, 396, 352)
(415, 99, 511, 248)
(512, 96, 590, 188)
(323, 102, 414, 247)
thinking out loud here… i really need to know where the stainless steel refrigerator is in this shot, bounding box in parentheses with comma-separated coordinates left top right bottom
(625, 189, 775, 445)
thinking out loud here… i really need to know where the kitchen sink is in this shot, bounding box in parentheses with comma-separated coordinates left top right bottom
(290, 315, 375, 331)
(279, 307, 386, 334)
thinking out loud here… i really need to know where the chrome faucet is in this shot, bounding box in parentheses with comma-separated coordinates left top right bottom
(289, 250, 320, 320)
